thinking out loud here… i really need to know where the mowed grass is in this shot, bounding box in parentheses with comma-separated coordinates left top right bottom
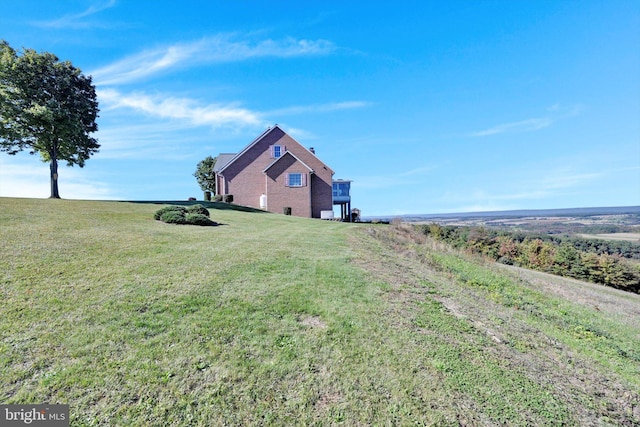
(359, 224, 640, 426)
(1, 199, 638, 426)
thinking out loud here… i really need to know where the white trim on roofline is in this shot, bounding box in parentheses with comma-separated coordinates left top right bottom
(217, 124, 335, 175)
(217, 125, 275, 174)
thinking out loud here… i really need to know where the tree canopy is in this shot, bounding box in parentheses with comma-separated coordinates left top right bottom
(0, 40, 99, 198)
(194, 156, 217, 194)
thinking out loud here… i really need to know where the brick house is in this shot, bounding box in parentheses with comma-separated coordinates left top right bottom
(213, 125, 335, 218)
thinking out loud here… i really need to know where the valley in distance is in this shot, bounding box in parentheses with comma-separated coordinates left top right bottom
(371, 206, 640, 241)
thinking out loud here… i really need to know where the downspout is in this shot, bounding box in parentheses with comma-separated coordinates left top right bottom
(219, 174, 226, 195)
(309, 172, 314, 218)
(264, 174, 269, 211)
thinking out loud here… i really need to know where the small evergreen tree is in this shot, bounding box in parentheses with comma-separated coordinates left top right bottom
(194, 156, 217, 196)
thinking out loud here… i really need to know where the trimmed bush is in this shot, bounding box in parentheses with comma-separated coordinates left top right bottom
(154, 205, 218, 226)
(223, 194, 234, 203)
(187, 204, 210, 217)
(154, 205, 187, 220)
(185, 213, 217, 226)
(160, 210, 187, 224)
(213, 195, 223, 202)
(154, 205, 220, 226)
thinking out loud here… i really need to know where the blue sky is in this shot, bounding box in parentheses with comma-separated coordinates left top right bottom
(1, 0, 638, 216)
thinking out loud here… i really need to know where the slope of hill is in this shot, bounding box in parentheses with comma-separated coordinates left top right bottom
(1, 198, 639, 425)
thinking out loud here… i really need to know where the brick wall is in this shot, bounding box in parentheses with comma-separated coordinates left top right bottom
(265, 154, 311, 217)
(274, 133, 333, 218)
(221, 129, 283, 209)
(219, 127, 334, 218)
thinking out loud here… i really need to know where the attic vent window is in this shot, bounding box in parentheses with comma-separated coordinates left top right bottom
(271, 145, 284, 158)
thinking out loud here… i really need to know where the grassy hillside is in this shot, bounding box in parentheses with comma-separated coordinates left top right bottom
(1, 198, 639, 426)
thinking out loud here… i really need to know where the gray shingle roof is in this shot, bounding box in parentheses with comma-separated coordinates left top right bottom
(212, 153, 236, 172)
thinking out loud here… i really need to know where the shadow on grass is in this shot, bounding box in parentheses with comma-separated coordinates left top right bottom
(122, 200, 269, 214)
(156, 220, 228, 227)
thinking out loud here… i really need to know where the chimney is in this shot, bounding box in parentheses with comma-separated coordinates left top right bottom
(309, 147, 315, 154)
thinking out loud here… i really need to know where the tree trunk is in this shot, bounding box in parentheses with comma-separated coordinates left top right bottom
(49, 145, 60, 199)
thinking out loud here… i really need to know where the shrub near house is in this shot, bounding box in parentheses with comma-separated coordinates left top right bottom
(154, 205, 218, 226)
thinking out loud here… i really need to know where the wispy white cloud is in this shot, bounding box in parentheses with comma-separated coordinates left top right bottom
(96, 124, 198, 160)
(91, 35, 335, 85)
(0, 158, 51, 199)
(97, 88, 372, 152)
(398, 166, 437, 177)
(266, 101, 373, 116)
(98, 88, 265, 128)
(547, 103, 585, 116)
(468, 104, 584, 137)
(439, 167, 603, 213)
(278, 126, 319, 141)
(347, 174, 398, 190)
(33, 0, 117, 29)
(469, 117, 553, 137)
(449, 203, 520, 214)
(454, 170, 601, 204)
(351, 164, 437, 190)
(536, 170, 602, 191)
(0, 155, 118, 200)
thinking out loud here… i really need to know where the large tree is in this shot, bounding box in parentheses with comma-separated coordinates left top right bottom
(194, 155, 217, 196)
(0, 40, 99, 198)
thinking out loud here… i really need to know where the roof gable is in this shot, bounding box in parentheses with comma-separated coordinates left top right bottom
(217, 125, 334, 175)
(263, 151, 314, 174)
(217, 125, 283, 174)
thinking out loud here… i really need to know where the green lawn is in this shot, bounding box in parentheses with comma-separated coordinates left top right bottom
(1, 198, 638, 426)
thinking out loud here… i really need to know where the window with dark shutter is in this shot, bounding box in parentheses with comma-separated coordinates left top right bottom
(270, 145, 283, 158)
(286, 173, 304, 187)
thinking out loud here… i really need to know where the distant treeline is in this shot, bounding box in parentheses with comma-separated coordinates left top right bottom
(420, 224, 640, 294)
(490, 222, 640, 236)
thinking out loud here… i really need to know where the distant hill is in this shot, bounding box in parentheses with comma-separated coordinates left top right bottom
(368, 206, 640, 222)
